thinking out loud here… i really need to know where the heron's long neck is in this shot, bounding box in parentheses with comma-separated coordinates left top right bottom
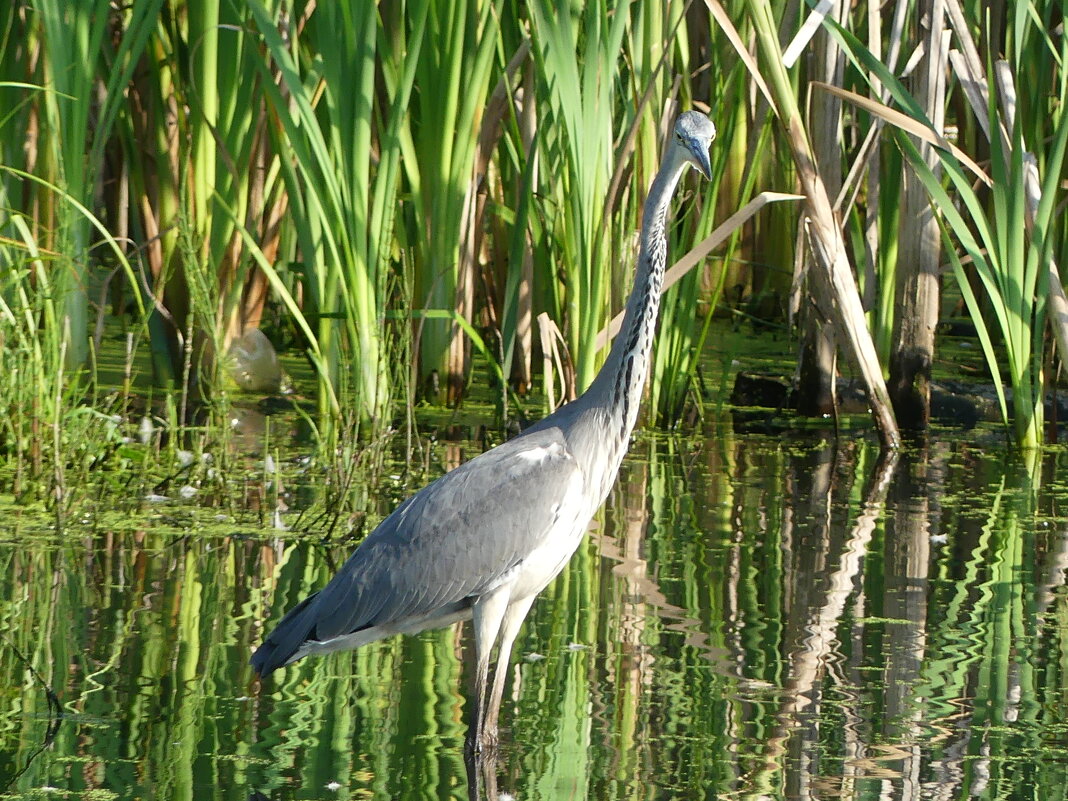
(590, 149, 688, 449)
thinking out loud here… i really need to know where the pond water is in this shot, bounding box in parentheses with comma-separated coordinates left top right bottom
(2, 418, 1068, 800)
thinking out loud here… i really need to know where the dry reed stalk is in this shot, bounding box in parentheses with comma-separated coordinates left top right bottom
(537, 311, 576, 411)
(888, 0, 948, 432)
(795, 0, 847, 418)
(594, 191, 804, 349)
(511, 63, 538, 392)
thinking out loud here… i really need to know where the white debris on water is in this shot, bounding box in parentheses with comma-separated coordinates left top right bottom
(138, 416, 154, 445)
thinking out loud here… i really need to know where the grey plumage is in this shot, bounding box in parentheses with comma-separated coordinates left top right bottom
(251, 110, 716, 751)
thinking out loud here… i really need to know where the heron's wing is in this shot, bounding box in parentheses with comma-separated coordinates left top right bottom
(309, 426, 585, 641)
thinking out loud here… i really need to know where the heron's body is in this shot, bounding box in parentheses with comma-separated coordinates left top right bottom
(254, 394, 626, 670)
(258, 423, 592, 666)
(251, 110, 716, 752)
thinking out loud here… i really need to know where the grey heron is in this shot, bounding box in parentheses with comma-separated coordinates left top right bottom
(251, 110, 715, 753)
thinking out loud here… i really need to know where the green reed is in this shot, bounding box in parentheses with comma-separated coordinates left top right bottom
(31, 0, 107, 370)
(0, 2, 149, 493)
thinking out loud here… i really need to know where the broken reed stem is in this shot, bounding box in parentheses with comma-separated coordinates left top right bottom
(744, 0, 902, 448)
(53, 322, 67, 533)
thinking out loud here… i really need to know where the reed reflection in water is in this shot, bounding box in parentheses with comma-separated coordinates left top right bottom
(1, 430, 1067, 800)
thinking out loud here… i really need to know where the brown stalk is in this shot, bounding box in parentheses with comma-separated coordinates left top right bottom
(537, 312, 575, 411)
(813, 82, 990, 187)
(594, 191, 804, 349)
(795, 0, 847, 418)
(830, 0, 911, 216)
(511, 62, 538, 392)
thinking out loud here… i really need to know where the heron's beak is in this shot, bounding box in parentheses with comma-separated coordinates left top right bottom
(693, 146, 713, 180)
(683, 137, 709, 182)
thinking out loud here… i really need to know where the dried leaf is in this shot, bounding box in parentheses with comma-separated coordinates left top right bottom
(595, 191, 804, 349)
(812, 81, 992, 186)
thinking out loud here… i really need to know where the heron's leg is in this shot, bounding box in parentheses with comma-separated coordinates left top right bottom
(482, 594, 537, 746)
(468, 586, 511, 755)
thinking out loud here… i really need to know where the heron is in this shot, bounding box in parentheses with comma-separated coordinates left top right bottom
(251, 110, 716, 754)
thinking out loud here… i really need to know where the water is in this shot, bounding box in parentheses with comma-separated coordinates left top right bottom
(2, 423, 1068, 800)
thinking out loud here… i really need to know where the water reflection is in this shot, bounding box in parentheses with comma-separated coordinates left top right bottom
(1, 431, 1067, 799)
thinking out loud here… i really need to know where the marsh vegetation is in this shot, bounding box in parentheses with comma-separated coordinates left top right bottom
(2, 1, 1068, 799)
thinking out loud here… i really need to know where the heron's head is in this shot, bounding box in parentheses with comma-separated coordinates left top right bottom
(673, 110, 716, 180)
